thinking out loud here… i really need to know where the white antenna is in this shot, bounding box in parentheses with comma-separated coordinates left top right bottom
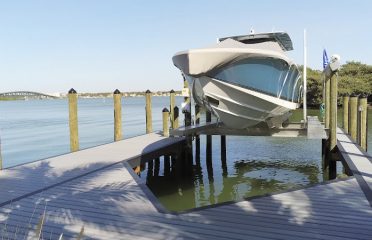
(249, 27, 255, 34)
(303, 29, 307, 123)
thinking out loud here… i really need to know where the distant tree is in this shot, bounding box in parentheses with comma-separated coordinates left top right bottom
(299, 61, 372, 107)
(338, 61, 372, 96)
(299, 66, 322, 106)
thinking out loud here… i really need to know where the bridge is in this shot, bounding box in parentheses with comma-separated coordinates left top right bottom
(0, 91, 59, 99)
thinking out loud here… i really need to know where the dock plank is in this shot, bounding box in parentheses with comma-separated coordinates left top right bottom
(336, 127, 372, 206)
(0, 133, 184, 207)
(0, 132, 372, 239)
(1, 162, 372, 239)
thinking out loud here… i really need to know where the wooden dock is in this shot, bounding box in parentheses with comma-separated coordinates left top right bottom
(337, 127, 372, 206)
(0, 131, 371, 239)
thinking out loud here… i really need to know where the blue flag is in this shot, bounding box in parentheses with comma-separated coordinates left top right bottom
(323, 49, 329, 69)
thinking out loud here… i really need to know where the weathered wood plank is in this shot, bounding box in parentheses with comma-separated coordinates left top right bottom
(336, 127, 372, 206)
(0, 133, 184, 206)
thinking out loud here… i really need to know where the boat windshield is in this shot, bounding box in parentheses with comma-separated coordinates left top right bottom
(210, 58, 301, 102)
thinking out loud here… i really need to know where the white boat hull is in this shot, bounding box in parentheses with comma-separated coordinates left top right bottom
(188, 76, 300, 129)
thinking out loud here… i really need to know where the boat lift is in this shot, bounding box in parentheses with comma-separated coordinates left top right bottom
(171, 116, 327, 139)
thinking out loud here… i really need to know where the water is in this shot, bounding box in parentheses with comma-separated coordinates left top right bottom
(0, 98, 371, 212)
(145, 135, 322, 211)
(144, 108, 372, 212)
(0, 97, 184, 167)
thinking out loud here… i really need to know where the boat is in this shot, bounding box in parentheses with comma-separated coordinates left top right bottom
(172, 31, 302, 129)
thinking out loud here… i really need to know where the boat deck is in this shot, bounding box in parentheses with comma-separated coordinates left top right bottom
(0, 132, 371, 239)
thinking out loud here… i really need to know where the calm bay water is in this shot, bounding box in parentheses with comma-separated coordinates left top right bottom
(0, 97, 184, 168)
(0, 98, 371, 212)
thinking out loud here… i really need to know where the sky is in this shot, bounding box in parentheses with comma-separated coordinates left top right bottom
(0, 0, 371, 93)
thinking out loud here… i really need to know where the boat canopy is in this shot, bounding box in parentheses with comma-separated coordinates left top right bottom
(172, 38, 293, 77)
(218, 32, 293, 51)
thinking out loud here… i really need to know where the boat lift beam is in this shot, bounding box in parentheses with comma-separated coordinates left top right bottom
(171, 116, 327, 139)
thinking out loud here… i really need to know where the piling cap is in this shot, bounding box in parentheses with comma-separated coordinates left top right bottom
(68, 88, 77, 94)
(162, 108, 169, 112)
(170, 89, 175, 93)
(145, 90, 151, 94)
(114, 89, 121, 94)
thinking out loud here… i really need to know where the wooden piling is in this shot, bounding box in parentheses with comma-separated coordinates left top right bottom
(342, 96, 350, 176)
(147, 160, 154, 179)
(183, 76, 193, 175)
(195, 104, 201, 161)
(343, 95, 349, 134)
(183, 78, 192, 127)
(171, 155, 177, 175)
(170, 90, 176, 129)
(221, 135, 226, 160)
(145, 90, 153, 134)
(173, 106, 179, 129)
(154, 158, 160, 177)
(221, 135, 227, 177)
(358, 95, 368, 151)
(195, 104, 201, 126)
(325, 78, 331, 129)
(68, 88, 79, 152)
(349, 95, 358, 141)
(328, 73, 338, 179)
(206, 111, 212, 164)
(164, 155, 170, 176)
(321, 138, 328, 180)
(162, 108, 169, 137)
(113, 89, 122, 141)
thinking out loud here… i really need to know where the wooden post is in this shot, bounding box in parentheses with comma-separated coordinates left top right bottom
(321, 138, 328, 180)
(171, 155, 177, 175)
(173, 106, 179, 129)
(349, 95, 358, 141)
(183, 76, 193, 175)
(206, 111, 212, 164)
(145, 90, 153, 134)
(164, 155, 170, 176)
(343, 95, 349, 134)
(221, 135, 227, 177)
(162, 108, 169, 137)
(113, 89, 122, 141)
(328, 73, 338, 180)
(68, 88, 79, 152)
(358, 95, 368, 151)
(342, 96, 350, 176)
(183, 78, 192, 127)
(195, 104, 201, 161)
(154, 158, 160, 177)
(170, 89, 176, 129)
(325, 78, 331, 129)
(147, 160, 154, 180)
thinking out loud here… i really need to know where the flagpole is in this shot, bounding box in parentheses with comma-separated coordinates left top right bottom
(303, 29, 307, 123)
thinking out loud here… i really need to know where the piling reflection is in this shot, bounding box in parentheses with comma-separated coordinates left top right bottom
(141, 136, 322, 212)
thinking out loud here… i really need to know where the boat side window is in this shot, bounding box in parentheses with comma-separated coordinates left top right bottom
(211, 58, 289, 99)
(280, 65, 300, 102)
(285, 66, 297, 100)
(291, 74, 302, 102)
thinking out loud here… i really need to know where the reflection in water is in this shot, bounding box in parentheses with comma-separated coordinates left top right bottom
(142, 134, 322, 212)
